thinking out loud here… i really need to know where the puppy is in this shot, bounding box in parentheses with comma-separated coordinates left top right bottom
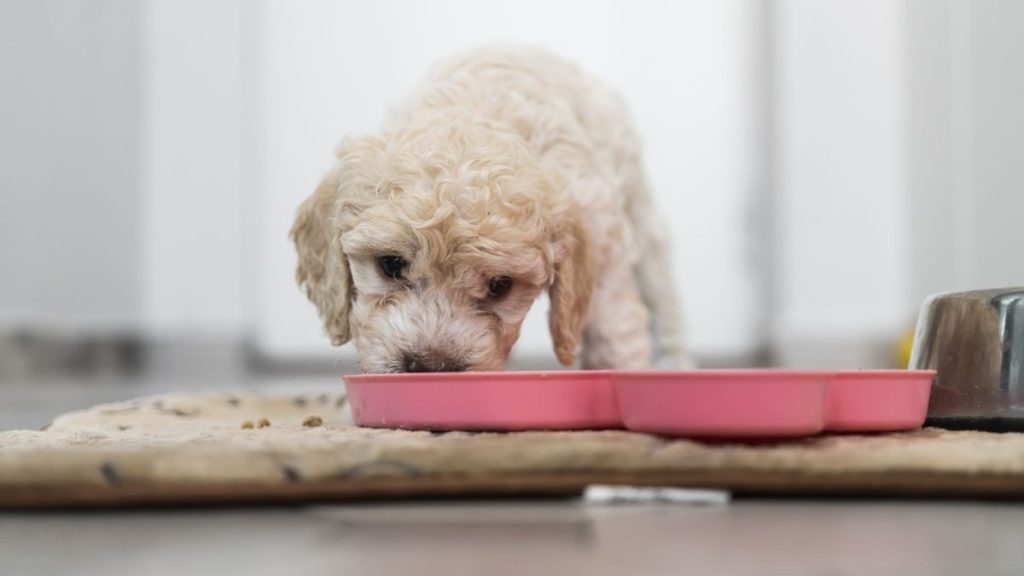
(292, 47, 692, 373)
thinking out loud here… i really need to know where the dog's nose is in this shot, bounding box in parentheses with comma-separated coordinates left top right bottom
(402, 353, 467, 373)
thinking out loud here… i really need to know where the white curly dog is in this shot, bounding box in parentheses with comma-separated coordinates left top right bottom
(292, 47, 692, 373)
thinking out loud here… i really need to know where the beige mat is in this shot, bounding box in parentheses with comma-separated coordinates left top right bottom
(3, 389, 1024, 507)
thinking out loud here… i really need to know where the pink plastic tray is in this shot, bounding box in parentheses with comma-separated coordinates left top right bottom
(612, 370, 832, 437)
(826, 370, 934, 431)
(344, 370, 618, 431)
(344, 369, 935, 437)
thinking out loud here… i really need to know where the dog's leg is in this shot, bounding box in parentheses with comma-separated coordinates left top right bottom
(581, 258, 654, 369)
(624, 170, 696, 369)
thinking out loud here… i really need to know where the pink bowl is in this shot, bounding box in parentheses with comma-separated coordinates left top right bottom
(826, 370, 935, 431)
(612, 370, 832, 438)
(343, 370, 618, 431)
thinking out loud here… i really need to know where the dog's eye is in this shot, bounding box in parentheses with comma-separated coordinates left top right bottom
(378, 255, 407, 279)
(487, 276, 513, 298)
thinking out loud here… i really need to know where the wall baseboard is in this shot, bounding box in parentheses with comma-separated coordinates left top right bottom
(1, 332, 771, 381)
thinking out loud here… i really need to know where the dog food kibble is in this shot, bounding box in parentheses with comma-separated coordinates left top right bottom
(302, 415, 323, 427)
(241, 420, 254, 429)
(257, 417, 271, 428)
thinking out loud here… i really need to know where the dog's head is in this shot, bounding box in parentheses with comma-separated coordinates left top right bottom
(291, 116, 594, 373)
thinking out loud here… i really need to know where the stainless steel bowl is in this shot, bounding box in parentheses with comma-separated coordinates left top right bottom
(910, 287, 1024, 430)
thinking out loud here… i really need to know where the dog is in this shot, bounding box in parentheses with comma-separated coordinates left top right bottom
(292, 47, 692, 373)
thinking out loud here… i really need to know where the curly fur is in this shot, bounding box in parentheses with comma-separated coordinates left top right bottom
(293, 46, 692, 373)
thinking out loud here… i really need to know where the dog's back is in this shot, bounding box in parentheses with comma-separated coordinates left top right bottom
(395, 47, 693, 368)
(397, 46, 639, 186)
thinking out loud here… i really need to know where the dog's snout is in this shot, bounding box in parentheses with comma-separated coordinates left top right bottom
(402, 352, 467, 373)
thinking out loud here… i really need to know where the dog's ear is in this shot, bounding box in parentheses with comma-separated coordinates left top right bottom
(548, 212, 596, 366)
(291, 167, 353, 346)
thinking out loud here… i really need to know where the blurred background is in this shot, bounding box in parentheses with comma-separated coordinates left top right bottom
(2, 0, 1023, 428)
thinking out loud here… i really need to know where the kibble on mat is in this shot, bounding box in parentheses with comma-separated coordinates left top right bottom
(302, 415, 323, 427)
(257, 417, 271, 428)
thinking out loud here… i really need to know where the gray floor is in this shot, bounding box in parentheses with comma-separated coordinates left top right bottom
(3, 376, 1024, 575)
(3, 500, 1024, 576)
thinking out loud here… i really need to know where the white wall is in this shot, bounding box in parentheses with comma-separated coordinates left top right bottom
(770, 0, 1024, 368)
(254, 0, 767, 364)
(0, 0, 143, 332)
(906, 0, 1024, 303)
(139, 0, 247, 337)
(0, 0, 251, 339)
(770, 0, 910, 367)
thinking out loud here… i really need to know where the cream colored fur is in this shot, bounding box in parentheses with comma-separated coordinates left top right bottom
(293, 47, 692, 373)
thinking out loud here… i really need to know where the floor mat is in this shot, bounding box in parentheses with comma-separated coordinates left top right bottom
(3, 390, 1024, 506)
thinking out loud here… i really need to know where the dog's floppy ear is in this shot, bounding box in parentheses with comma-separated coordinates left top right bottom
(291, 166, 353, 345)
(548, 212, 596, 366)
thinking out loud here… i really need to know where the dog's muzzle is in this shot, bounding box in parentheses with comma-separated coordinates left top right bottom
(401, 352, 468, 373)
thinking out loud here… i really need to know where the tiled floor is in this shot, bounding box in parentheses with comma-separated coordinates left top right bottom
(3, 376, 1024, 575)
